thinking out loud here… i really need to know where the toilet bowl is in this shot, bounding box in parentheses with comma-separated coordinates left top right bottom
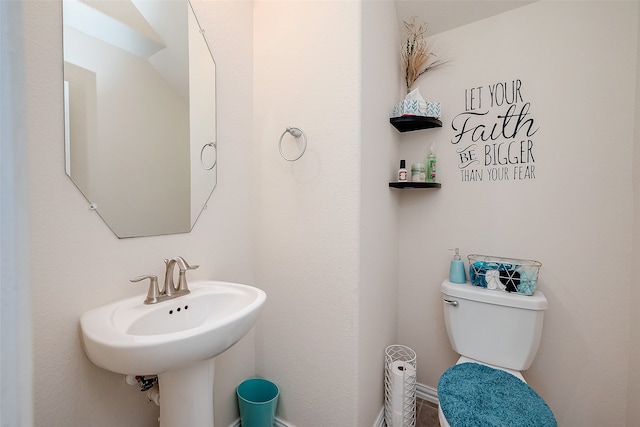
(438, 280, 556, 426)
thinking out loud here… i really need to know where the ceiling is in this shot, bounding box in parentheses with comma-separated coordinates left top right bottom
(394, 0, 537, 36)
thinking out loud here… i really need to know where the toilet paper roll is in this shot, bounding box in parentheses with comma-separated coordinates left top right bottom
(388, 360, 416, 426)
(392, 409, 403, 427)
(390, 360, 416, 395)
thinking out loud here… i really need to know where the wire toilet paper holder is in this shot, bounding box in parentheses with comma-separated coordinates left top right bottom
(384, 345, 417, 427)
(278, 126, 307, 161)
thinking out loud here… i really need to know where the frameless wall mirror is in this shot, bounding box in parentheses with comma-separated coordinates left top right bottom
(62, 0, 217, 238)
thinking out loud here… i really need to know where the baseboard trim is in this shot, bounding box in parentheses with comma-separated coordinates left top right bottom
(227, 416, 289, 427)
(274, 418, 289, 427)
(229, 383, 437, 427)
(373, 383, 438, 427)
(417, 382, 439, 405)
(373, 407, 385, 427)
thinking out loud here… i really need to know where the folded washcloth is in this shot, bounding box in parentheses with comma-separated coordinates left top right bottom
(485, 269, 501, 290)
(517, 268, 537, 295)
(500, 269, 521, 292)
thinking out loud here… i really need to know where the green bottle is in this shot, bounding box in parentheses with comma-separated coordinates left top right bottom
(426, 143, 437, 183)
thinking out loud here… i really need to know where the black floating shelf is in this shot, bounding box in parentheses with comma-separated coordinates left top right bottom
(390, 116, 442, 132)
(389, 182, 442, 189)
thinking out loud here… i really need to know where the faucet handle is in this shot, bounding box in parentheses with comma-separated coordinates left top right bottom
(131, 275, 161, 305)
(175, 256, 199, 272)
(174, 257, 199, 293)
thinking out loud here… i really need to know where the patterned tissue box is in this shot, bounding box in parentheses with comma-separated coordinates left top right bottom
(392, 100, 441, 118)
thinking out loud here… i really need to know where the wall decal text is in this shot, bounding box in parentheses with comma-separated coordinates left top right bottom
(451, 79, 539, 182)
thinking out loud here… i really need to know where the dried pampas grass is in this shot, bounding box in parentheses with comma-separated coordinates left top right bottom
(402, 17, 447, 94)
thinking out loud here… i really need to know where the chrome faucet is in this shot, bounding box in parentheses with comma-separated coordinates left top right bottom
(164, 256, 199, 297)
(131, 256, 199, 304)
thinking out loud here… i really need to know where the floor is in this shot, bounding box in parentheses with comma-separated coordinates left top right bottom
(416, 398, 440, 427)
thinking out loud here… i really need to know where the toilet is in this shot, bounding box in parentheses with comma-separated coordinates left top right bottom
(438, 279, 557, 427)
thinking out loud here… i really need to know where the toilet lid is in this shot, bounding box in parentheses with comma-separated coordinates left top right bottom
(438, 362, 557, 427)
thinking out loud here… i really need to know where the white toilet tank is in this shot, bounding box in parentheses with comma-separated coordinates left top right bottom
(441, 280, 548, 371)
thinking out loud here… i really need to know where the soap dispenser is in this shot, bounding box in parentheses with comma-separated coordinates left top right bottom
(449, 248, 467, 284)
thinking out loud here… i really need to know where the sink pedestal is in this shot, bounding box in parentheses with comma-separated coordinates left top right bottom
(158, 358, 216, 427)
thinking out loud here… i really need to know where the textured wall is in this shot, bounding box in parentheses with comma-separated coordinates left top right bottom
(628, 3, 640, 425)
(26, 1, 255, 426)
(253, 1, 362, 425)
(396, 2, 638, 426)
(358, 0, 402, 425)
(25, 1, 639, 426)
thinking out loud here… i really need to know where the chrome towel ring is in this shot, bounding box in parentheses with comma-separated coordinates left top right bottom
(278, 127, 307, 161)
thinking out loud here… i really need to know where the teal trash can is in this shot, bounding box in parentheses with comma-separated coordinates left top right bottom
(237, 378, 279, 427)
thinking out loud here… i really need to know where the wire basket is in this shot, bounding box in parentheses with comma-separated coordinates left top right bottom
(384, 345, 416, 427)
(467, 254, 541, 296)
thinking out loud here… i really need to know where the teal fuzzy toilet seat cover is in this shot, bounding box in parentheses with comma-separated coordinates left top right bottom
(438, 363, 557, 427)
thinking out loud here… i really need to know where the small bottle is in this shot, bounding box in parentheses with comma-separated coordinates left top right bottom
(449, 248, 467, 284)
(411, 163, 425, 182)
(426, 143, 437, 183)
(398, 160, 408, 182)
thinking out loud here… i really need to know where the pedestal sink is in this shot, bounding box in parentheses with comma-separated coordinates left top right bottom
(80, 280, 266, 427)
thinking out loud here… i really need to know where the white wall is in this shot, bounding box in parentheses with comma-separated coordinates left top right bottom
(251, 2, 403, 424)
(25, 1, 255, 426)
(629, 3, 640, 425)
(359, 0, 402, 424)
(252, 1, 363, 425)
(396, 2, 638, 426)
(23, 1, 640, 426)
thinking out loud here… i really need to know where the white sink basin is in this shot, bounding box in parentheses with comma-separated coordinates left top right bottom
(80, 280, 266, 376)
